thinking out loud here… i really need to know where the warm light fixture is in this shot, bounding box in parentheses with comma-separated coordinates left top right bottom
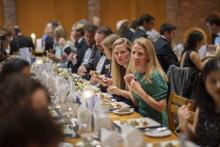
(30, 33, 36, 43)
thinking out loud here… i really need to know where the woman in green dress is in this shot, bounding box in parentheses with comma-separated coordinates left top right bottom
(124, 37, 168, 126)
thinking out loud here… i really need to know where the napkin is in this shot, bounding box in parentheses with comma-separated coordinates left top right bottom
(100, 128, 122, 147)
(121, 124, 145, 147)
(86, 94, 101, 111)
(77, 105, 92, 132)
(93, 103, 112, 134)
(19, 47, 32, 64)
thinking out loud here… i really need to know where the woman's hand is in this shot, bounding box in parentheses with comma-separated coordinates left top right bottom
(177, 105, 191, 132)
(101, 77, 112, 86)
(124, 74, 135, 89)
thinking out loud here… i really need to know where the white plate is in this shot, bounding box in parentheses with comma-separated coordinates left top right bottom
(103, 101, 130, 110)
(145, 129, 172, 137)
(147, 140, 199, 147)
(114, 117, 160, 129)
(112, 108, 134, 115)
(59, 142, 73, 147)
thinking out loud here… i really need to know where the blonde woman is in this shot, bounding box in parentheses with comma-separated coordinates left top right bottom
(124, 37, 168, 126)
(102, 34, 121, 60)
(107, 38, 132, 100)
(48, 25, 74, 67)
(48, 25, 67, 62)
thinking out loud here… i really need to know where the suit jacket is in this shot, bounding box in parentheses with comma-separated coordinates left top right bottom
(71, 39, 97, 73)
(123, 29, 134, 41)
(10, 35, 34, 54)
(44, 36, 54, 51)
(131, 28, 147, 42)
(154, 36, 179, 72)
(84, 50, 111, 76)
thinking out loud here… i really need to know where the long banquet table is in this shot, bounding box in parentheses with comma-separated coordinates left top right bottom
(30, 57, 177, 145)
(65, 111, 177, 145)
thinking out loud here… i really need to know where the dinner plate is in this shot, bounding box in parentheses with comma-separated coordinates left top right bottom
(147, 140, 199, 147)
(59, 142, 73, 147)
(145, 129, 172, 137)
(112, 108, 134, 115)
(114, 117, 161, 129)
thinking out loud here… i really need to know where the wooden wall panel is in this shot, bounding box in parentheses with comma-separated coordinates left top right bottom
(16, 0, 87, 37)
(16, 0, 166, 36)
(0, 0, 3, 28)
(137, 0, 166, 31)
(101, 0, 166, 32)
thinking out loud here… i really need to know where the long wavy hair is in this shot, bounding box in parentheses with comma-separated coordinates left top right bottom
(130, 37, 168, 83)
(111, 38, 132, 89)
(195, 57, 220, 114)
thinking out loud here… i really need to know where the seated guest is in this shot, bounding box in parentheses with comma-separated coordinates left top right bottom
(132, 14, 159, 43)
(0, 58, 30, 81)
(71, 24, 97, 73)
(154, 23, 179, 72)
(70, 22, 85, 51)
(47, 25, 72, 67)
(29, 78, 49, 109)
(42, 20, 59, 52)
(122, 19, 139, 41)
(124, 37, 168, 126)
(0, 107, 63, 147)
(0, 75, 49, 111)
(102, 34, 121, 61)
(180, 28, 207, 71)
(10, 26, 34, 54)
(78, 26, 112, 78)
(205, 15, 220, 45)
(91, 16, 101, 27)
(178, 58, 220, 147)
(107, 38, 133, 104)
(116, 19, 130, 39)
(90, 34, 120, 85)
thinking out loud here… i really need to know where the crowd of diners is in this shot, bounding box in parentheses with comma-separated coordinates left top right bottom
(0, 13, 220, 147)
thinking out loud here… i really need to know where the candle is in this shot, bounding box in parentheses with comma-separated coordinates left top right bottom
(81, 89, 94, 100)
(30, 33, 36, 44)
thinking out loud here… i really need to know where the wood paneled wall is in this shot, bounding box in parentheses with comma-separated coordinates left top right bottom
(16, 0, 87, 37)
(15, 0, 166, 36)
(0, 0, 3, 28)
(100, 0, 166, 31)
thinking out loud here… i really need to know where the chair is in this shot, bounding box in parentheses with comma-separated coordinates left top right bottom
(168, 92, 195, 132)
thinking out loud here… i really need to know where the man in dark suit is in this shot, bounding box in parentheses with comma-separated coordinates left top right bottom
(71, 24, 97, 73)
(123, 19, 139, 41)
(154, 23, 179, 72)
(131, 14, 155, 42)
(78, 26, 112, 78)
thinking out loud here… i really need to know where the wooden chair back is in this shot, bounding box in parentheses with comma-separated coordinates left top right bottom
(168, 92, 195, 132)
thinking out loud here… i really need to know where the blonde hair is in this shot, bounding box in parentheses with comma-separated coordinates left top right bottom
(111, 38, 132, 89)
(55, 25, 68, 40)
(101, 34, 120, 51)
(131, 37, 168, 82)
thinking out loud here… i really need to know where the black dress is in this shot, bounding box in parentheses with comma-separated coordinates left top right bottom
(182, 50, 197, 70)
(193, 110, 220, 147)
(181, 50, 200, 98)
